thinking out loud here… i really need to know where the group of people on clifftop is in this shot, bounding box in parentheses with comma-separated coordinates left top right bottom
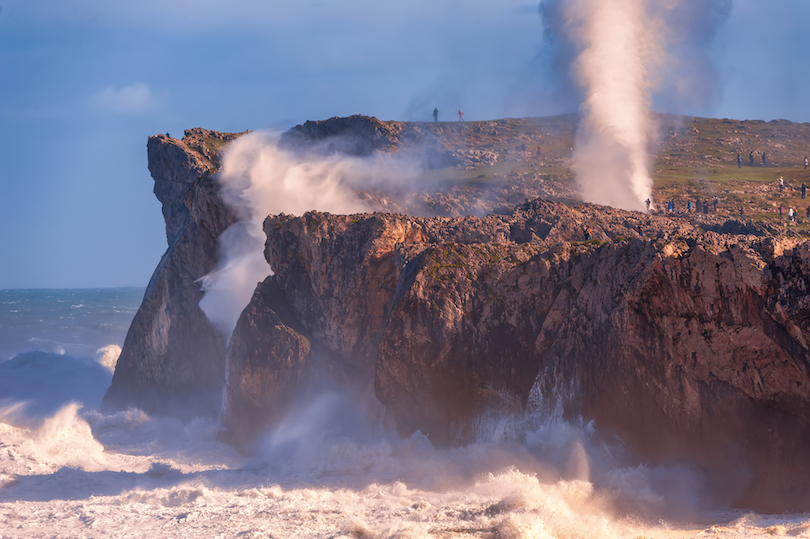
(647, 196, 719, 214)
(432, 108, 465, 122)
(646, 189, 810, 224)
(736, 152, 810, 168)
(738, 151, 769, 167)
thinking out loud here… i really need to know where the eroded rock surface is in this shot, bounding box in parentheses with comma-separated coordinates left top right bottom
(227, 199, 810, 511)
(102, 129, 246, 417)
(109, 116, 810, 511)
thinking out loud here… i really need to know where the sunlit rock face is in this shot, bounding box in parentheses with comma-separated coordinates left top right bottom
(227, 200, 810, 511)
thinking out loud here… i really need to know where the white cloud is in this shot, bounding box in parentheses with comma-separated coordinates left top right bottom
(90, 83, 154, 114)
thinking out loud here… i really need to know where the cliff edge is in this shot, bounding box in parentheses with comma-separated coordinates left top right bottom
(102, 128, 246, 417)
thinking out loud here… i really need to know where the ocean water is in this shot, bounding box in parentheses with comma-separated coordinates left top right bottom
(1, 288, 808, 538)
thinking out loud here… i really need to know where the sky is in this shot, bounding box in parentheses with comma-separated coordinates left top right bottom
(1, 0, 809, 289)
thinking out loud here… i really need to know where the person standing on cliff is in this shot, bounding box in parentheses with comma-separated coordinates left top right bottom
(779, 176, 784, 191)
(584, 226, 592, 240)
(433, 108, 438, 122)
(458, 110, 464, 122)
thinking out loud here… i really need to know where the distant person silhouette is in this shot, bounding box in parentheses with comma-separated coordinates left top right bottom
(749, 151, 755, 166)
(433, 108, 438, 122)
(645, 198, 651, 211)
(762, 152, 767, 166)
(805, 156, 808, 169)
(458, 110, 464, 122)
(737, 154, 742, 168)
(537, 144, 542, 158)
(779, 176, 784, 191)
(802, 182, 806, 199)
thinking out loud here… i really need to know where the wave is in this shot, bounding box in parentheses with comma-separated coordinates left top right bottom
(0, 349, 116, 416)
(2, 392, 809, 538)
(0, 326, 807, 535)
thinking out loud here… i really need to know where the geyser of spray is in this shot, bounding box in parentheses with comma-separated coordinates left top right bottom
(545, 0, 733, 211)
(561, 0, 662, 211)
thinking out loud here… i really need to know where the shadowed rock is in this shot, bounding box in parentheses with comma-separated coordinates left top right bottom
(102, 129, 246, 418)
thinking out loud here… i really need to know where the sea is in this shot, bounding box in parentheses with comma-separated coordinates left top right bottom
(0, 287, 808, 538)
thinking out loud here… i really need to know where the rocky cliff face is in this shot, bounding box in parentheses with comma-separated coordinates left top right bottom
(102, 128, 245, 417)
(109, 116, 810, 511)
(225, 199, 810, 511)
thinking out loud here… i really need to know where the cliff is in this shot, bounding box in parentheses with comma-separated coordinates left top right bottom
(223, 199, 810, 510)
(102, 128, 246, 417)
(108, 115, 810, 511)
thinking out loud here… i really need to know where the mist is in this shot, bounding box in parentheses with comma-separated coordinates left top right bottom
(540, 0, 733, 211)
(198, 131, 427, 338)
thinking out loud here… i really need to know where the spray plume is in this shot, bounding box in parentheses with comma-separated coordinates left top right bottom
(566, 0, 661, 211)
(198, 132, 422, 338)
(543, 0, 731, 211)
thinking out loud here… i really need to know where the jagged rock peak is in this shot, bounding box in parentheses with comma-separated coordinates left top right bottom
(280, 115, 406, 156)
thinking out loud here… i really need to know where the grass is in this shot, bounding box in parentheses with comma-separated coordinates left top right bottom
(408, 114, 810, 230)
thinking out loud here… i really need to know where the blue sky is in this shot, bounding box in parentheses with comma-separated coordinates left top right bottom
(1, 0, 809, 289)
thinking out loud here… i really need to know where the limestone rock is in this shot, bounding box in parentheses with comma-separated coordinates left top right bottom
(102, 129, 246, 417)
(227, 198, 810, 510)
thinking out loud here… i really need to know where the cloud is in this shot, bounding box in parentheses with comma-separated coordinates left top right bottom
(90, 83, 154, 114)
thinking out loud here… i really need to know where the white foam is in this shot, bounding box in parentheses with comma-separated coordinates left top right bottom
(1, 398, 808, 538)
(95, 344, 121, 371)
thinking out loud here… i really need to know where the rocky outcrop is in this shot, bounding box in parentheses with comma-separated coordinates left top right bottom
(102, 128, 246, 417)
(110, 116, 810, 511)
(225, 199, 810, 511)
(281, 115, 406, 156)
